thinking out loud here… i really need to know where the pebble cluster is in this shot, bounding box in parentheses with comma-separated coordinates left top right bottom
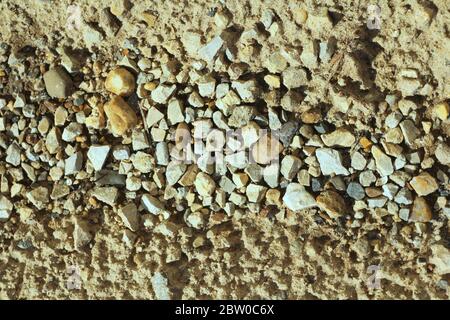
(0, 1, 449, 298)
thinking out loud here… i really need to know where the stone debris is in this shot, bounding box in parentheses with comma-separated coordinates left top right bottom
(283, 183, 316, 212)
(105, 67, 136, 96)
(43, 66, 74, 98)
(0, 2, 448, 300)
(104, 96, 138, 135)
(316, 148, 349, 176)
(410, 172, 438, 196)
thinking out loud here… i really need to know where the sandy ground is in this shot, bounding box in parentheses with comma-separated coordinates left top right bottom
(0, 0, 449, 299)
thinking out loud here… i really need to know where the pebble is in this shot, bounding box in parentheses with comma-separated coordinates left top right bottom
(231, 79, 260, 103)
(394, 188, 413, 205)
(198, 35, 224, 63)
(74, 218, 92, 251)
(62, 122, 83, 142)
(92, 186, 118, 206)
(385, 111, 402, 128)
(43, 66, 74, 98)
(251, 134, 284, 165)
(141, 194, 170, 219)
(65, 151, 83, 175)
(433, 101, 449, 120)
(26, 186, 49, 210)
(104, 96, 138, 136)
(151, 84, 177, 104)
(112, 145, 130, 160)
(316, 190, 347, 219)
(146, 107, 164, 128)
(118, 202, 140, 231)
(131, 152, 153, 173)
(429, 244, 450, 275)
(347, 182, 365, 200)
(316, 148, 349, 176)
(87, 145, 110, 171)
(367, 196, 388, 208)
(132, 129, 150, 151)
(382, 183, 399, 200)
(282, 67, 308, 89)
(399, 120, 420, 145)
(6, 143, 21, 166)
(194, 172, 216, 197)
(410, 197, 432, 222)
(321, 128, 356, 147)
(410, 171, 438, 196)
(280, 155, 302, 180)
(167, 98, 185, 125)
(351, 151, 367, 170)
(282, 183, 316, 212)
(246, 184, 267, 203)
(54, 106, 68, 126)
(371, 146, 394, 177)
(105, 67, 136, 96)
(0, 195, 13, 220)
(435, 142, 450, 166)
(359, 170, 376, 186)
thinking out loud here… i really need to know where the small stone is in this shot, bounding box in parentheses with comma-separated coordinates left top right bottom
(65, 151, 83, 175)
(198, 74, 216, 98)
(151, 84, 177, 104)
(132, 129, 150, 151)
(316, 148, 349, 176)
(246, 184, 267, 203)
(146, 107, 164, 127)
(104, 96, 138, 136)
(359, 170, 377, 187)
(26, 186, 49, 210)
(194, 172, 216, 197)
(0, 195, 13, 221)
(399, 208, 410, 221)
(399, 120, 420, 145)
(371, 146, 394, 177)
(281, 90, 303, 112)
(219, 176, 236, 194)
(228, 105, 255, 128)
(166, 161, 187, 186)
(54, 106, 68, 126)
(367, 196, 388, 208)
(300, 39, 318, 69)
(87, 145, 111, 171)
(429, 245, 450, 275)
(385, 111, 403, 128)
(251, 134, 284, 165)
(141, 194, 170, 219)
(351, 151, 367, 170)
(321, 128, 356, 147)
(151, 272, 171, 300)
(92, 186, 118, 206)
(131, 152, 153, 173)
(382, 183, 399, 200)
(231, 79, 260, 103)
(384, 127, 403, 144)
(283, 183, 316, 212)
(43, 66, 74, 98)
(118, 202, 140, 231)
(264, 74, 281, 88)
(74, 218, 92, 251)
(282, 67, 308, 89)
(435, 142, 450, 166)
(433, 101, 449, 120)
(50, 183, 70, 200)
(280, 155, 302, 180)
(113, 145, 130, 160)
(167, 98, 185, 125)
(316, 190, 347, 219)
(410, 197, 432, 222)
(410, 171, 438, 196)
(198, 35, 224, 63)
(62, 122, 83, 142)
(105, 67, 136, 96)
(6, 143, 21, 166)
(347, 182, 365, 200)
(394, 188, 413, 205)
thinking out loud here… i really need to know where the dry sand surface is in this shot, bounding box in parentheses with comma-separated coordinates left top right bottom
(0, 0, 449, 299)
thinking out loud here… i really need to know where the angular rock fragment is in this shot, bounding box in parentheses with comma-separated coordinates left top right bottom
(316, 190, 347, 219)
(316, 148, 349, 176)
(283, 183, 316, 212)
(410, 172, 438, 196)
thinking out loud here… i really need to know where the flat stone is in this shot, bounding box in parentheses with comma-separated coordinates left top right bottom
(167, 98, 185, 125)
(151, 84, 177, 104)
(146, 107, 164, 127)
(198, 35, 224, 62)
(105, 67, 135, 96)
(104, 96, 138, 136)
(251, 134, 284, 165)
(321, 128, 355, 147)
(282, 183, 316, 212)
(316, 148, 349, 176)
(228, 105, 255, 128)
(280, 155, 302, 180)
(394, 188, 413, 205)
(141, 194, 170, 219)
(371, 146, 394, 177)
(118, 202, 140, 231)
(87, 145, 110, 171)
(399, 120, 420, 145)
(92, 186, 118, 206)
(194, 172, 216, 197)
(347, 182, 365, 200)
(282, 67, 308, 89)
(26, 186, 49, 210)
(65, 151, 83, 175)
(316, 190, 347, 218)
(132, 129, 150, 151)
(410, 197, 432, 222)
(131, 151, 153, 173)
(43, 66, 74, 98)
(410, 171, 438, 196)
(246, 184, 267, 202)
(74, 218, 92, 251)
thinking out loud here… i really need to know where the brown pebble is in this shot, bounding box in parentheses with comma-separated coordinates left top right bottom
(410, 197, 432, 222)
(104, 95, 138, 136)
(316, 190, 347, 219)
